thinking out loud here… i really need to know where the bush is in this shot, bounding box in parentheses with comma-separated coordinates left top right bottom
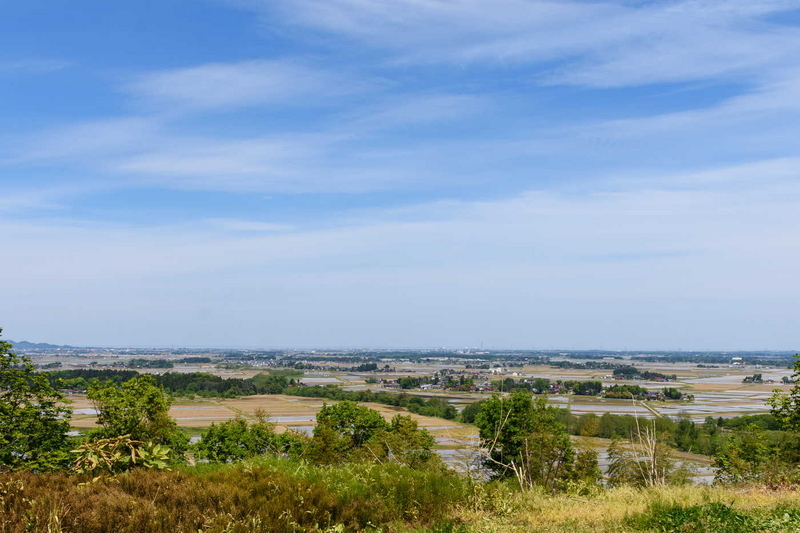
(194, 417, 279, 463)
(630, 501, 755, 532)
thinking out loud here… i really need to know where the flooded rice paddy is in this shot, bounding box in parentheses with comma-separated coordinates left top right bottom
(65, 360, 790, 484)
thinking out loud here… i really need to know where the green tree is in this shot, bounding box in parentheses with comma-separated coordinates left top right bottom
(576, 413, 600, 437)
(364, 415, 441, 469)
(663, 387, 683, 400)
(309, 401, 388, 463)
(87, 374, 189, 454)
(194, 416, 277, 463)
(0, 329, 72, 471)
(460, 399, 486, 424)
(315, 401, 388, 448)
(397, 376, 421, 389)
(768, 355, 800, 431)
(475, 390, 576, 491)
(713, 424, 770, 484)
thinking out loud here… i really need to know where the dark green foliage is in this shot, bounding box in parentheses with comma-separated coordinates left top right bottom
(422, 520, 470, 533)
(289, 386, 457, 420)
(43, 370, 459, 420)
(459, 399, 486, 423)
(571, 380, 602, 395)
(0, 330, 72, 472)
(611, 366, 676, 381)
(307, 402, 382, 464)
(719, 414, 780, 431)
(474, 391, 588, 491)
(125, 358, 174, 369)
(630, 501, 800, 532)
(713, 425, 800, 486)
(530, 377, 551, 393)
(769, 355, 800, 431)
(572, 446, 602, 490)
(630, 502, 755, 532)
(87, 374, 189, 455)
(365, 415, 442, 470)
(554, 409, 792, 459)
(398, 376, 422, 389)
(48, 369, 139, 389)
(575, 413, 600, 437)
(604, 384, 649, 399)
(495, 378, 604, 395)
(194, 418, 280, 463)
(315, 401, 388, 449)
(597, 412, 638, 438)
(175, 357, 213, 364)
(307, 402, 441, 470)
(46, 370, 285, 397)
(663, 387, 683, 400)
(248, 373, 290, 394)
(613, 366, 639, 379)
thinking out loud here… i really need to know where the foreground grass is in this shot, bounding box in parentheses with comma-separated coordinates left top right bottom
(4, 459, 800, 532)
(0, 458, 467, 533)
(461, 484, 800, 533)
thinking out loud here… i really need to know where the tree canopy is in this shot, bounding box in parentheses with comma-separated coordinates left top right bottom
(0, 328, 72, 471)
(308, 401, 440, 469)
(768, 355, 800, 431)
(475, 390, 599, 491)
(87, 374, 189, 453)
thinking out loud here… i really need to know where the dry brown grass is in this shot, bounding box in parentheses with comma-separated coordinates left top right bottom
(0, 458, 468, 533)
(455, 484, 800, 533)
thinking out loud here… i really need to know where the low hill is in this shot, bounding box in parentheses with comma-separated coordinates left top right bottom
(6, 340, 77, 350)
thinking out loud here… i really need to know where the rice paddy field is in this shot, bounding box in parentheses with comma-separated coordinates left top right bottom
(52, 351, 792, 484)
(64, 355, 792, 435)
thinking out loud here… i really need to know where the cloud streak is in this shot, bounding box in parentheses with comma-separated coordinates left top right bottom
(246, 0, 800, 87)
(2, 158, 798, 347)
(126, 59, 374, 111)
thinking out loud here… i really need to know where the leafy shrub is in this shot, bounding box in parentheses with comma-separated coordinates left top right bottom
(631, 501, 800, 532)
(630, 501, 755, 532)
(71, 435, 172, 474)
(194, 417, 279, 463)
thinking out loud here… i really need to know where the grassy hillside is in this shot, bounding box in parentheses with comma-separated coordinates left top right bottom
(3, 457, 800, 533)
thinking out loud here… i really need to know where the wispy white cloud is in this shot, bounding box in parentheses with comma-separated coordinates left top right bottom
(126, 59, 373, 111)
(344, 94, 490, 128)
(2, 158, 799, 347)
(241, 0, 800, 87)
(9, 85, 491, 194)
(3, 158, 798, 283)
(0, 58, 71, 73)
(109, 133, 406, 193)
(0, 190, 62, 214)
(588, 70, 800, 138)
(204, 218, 294, 232)
(16, 117, 162, 163)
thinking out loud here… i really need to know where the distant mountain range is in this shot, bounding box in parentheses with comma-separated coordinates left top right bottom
(5, 340, 77, 350)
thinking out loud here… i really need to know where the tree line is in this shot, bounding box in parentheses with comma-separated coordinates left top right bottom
(44, 368, 459, 419)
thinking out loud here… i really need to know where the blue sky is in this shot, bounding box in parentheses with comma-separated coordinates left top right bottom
(2, 0, 799, 349)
